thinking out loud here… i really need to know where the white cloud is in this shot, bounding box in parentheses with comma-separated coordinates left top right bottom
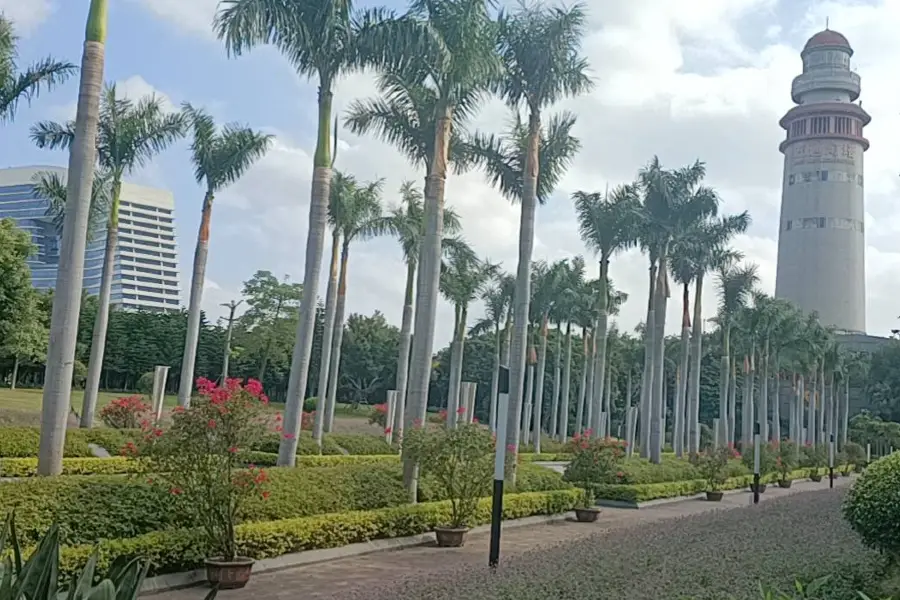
(135, 0, 900, 343)
(0, 0, 54, 35)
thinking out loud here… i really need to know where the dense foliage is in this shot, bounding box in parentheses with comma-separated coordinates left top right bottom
(843, 451, 900, 563)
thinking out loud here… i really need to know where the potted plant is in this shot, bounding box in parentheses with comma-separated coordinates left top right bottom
(562, 435, 626, 485)
(741, 443, 776, 493)
(403, 423, 494, 547)
(135, 377, 270, 589)
(775, 441, 798, 488)
(694, 446, 735, 501)
(574, 488, 601, 522)
(843, 441, 866, 474)
(801, 444, 826, 481)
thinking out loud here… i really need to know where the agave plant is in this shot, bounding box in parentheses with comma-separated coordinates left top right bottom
(0, 511, 159, 600)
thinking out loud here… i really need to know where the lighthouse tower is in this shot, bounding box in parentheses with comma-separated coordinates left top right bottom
(775, 29, 870, 334)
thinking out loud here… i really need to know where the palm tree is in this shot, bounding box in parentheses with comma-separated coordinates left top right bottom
(215, 0, 387, 466)
(319, 173, 385, 437)
(0, 15, 76, 123)
(440, 251, 498, 426)
(553, 257, 585, 442)
(32, 85, 185, 428)
(684, 215, 749, 453)
(573, 184, 640, 438)
(177, 104, 273, 407)
(492, 2, 592, 477)
(380, 181, 463, 440)
(715, 262, 759, 447)
(637, 157, 719, 462)
(33, 170, 111, 242)
(346, 0, 501, 498)
(37, 0, 108, 475)
(470, 276, 512, 431)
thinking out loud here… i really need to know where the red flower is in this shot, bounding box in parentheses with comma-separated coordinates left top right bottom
(207, 419, 217, 429)
(152, 428, 163, 437)
(283, 433, 296, 440)
(456, 406, 466, 415)
(262, 491, 271, 500)
(245, 378, 263, 397)
(172, 406, 185, 414)
(228, 446, 239, 454)
(506, 444, 516, 452)
(170, 487, 182, 495)
(275, 413, 283, 422)
(473, 417, 479, 424)
(384, 427, 393, 435)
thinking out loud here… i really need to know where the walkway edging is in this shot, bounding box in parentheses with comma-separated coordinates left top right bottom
(140, 511, 575, 595)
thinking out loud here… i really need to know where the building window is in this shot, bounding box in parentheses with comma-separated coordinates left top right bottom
(820, 170, 828, 181)
(788, 174, 795, 185)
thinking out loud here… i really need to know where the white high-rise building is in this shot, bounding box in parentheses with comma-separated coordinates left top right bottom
(774, 29, 870, 334)
(0, 165, 181, 312)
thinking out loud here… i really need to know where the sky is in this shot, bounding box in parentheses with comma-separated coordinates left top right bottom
(3, 0, 900, 347)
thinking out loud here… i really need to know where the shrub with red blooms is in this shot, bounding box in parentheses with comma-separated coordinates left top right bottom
(99, 395, 150, 429)
(368, 403, 389, 428)
(301, 410, 315, 431)
(562, 435, 627, 484)
(690, 446, 738, 492)
(133, 377, 270, 561)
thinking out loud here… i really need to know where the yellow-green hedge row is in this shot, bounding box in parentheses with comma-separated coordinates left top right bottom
(0, 451, 573, 477)
(57, 489, 584, 581)
(584, 468, 844, 504)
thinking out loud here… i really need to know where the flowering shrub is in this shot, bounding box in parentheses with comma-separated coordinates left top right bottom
(562, 434, 626, 484)
(133, 377, 270, 561)
(692, 446, 739, 491)
(775, 441, 799, 482)
(403, 423, 494, 529)
(301, 410, 315, 431)
(368, 403, 389, 428)
(841, 441, 866, 473)
(741, 442, 778, 476)
(99, 395, 151, 429)
(800, 444, 827, 475)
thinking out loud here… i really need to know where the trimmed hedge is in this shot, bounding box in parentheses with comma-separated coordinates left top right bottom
(329, 434, 395, 455)
(0, 461, 569, 545)
(0, 427, 141, 458)
(585, 468, 833, 503)
(843, 451, 900, 560)
(254, 433, 344, 455)
(56, 489, 584, 580)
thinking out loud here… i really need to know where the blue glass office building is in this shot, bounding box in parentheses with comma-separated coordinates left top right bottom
(0, 166, 181, 310)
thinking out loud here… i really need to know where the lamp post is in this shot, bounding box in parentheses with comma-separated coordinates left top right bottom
(489, 365, 510, 568)
(829, 433, 835, 489)
(753, 422, 761, 505)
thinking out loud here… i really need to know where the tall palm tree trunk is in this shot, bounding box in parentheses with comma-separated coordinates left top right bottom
(523, 362, 535, 441)
(728, 358, 737, 446)
(687, 275, 704, 453)
(674, 283, 691, 456)
(806, 367, 817, 446)
(532, 319, 549, 452)
(504, 112, 541, 484)
(488, 323, 501, 432)
(394, 260, 416, 440)
(550, 324, 562, 436)
(39, 0, 107, 474)
(403, 107, 451, 499)
(559, 323, 573, 442)
(278, 87, 334, 466)
(795, 375, 804, 460)
(324, 241, 349, 433)
(603, 363, 612, 437)
(575, 331, 588, 434)
(772, 370, 782, 442)
(718, 324, 732, 448)
(649, 261, 669, 463)
(584, 327, 596, 434)
(817, 364, 825, 444)
(447, 306, 467, 428)
(10, 357, 19, 390)
(314, 232, 341, 443)
(177, 190, 214, 408)
(592, 312, 609, 438)
(80, 186, 119, 427)
(639, 263, 657, 458)
(759, 341, 770, 443)
(841, 378, 849, 447)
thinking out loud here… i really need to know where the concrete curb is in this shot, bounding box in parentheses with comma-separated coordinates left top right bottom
(140, 511, 575, 595)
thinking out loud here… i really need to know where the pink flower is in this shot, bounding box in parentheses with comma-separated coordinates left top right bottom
(207, 419, 217, 429)
(283, 433, 296, 440)
(170, 487, 182, 495)
(506, 444, 516, 452)
(384, 427, 393, 435)
(228, 446, 239, 454)
(245, 378, 263, 397)
(456, 406, 466, 415)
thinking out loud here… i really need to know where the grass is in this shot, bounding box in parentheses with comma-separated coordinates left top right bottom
(0, 387, 379, 433)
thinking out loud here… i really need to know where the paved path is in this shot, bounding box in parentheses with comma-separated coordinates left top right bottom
(151, 477, 853, 600)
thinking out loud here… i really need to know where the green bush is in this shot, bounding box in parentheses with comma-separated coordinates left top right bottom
(843, 451, 900, 562)
(0, 427, 141, 458)
(587, 468, 816, 504)
(56, 489, 584, 581)
(329, 433, 395, 455)
(1, 460, 569, 546)
(0, 456, 140, 477)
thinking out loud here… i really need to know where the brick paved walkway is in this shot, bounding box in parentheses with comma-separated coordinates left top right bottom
(152, 477, 853, 599)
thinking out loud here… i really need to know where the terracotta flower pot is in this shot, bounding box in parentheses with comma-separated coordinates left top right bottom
(434, 527, 468, 548)
(205, 557, 254, 590)
(574, 507, 602, 522)
(705, 491, 724, 502)
(749, 483, 767, 494)
(810, 473, 823, 482)
(777, 479, 792, 489)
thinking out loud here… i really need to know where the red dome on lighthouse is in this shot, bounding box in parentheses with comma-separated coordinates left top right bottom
(803, 29, 851, 53)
